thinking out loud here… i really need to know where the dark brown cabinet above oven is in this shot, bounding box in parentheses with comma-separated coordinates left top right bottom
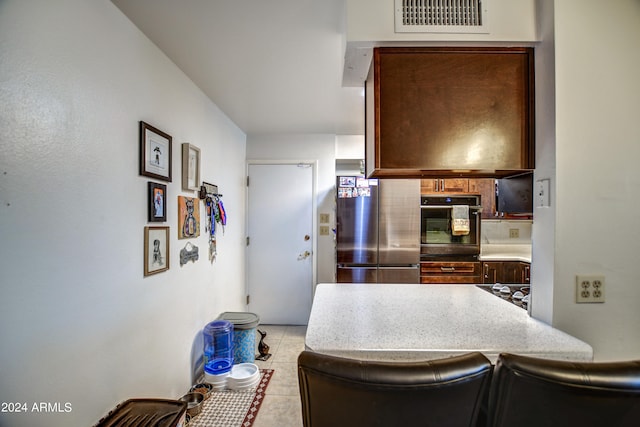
(365, 47, 535, 179)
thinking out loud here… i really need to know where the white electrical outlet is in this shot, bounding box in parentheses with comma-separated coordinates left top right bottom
(576, 275, 605, 303)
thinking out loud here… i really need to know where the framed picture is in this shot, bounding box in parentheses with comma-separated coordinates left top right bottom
(178, 196, 200, 239)
(148, 182, 167, 222)
(140, 121, 172, 182)
(182, 143, 201, 191)
(144, 226, 169, 276)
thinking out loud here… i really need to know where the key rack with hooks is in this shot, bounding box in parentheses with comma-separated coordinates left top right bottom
(200, 181, 226, 262)
(199, 181, 223, 200)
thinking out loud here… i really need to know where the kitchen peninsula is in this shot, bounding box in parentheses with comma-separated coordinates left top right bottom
(305, 284, 592, 363)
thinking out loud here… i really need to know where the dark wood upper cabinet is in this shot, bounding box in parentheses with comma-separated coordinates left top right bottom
(365, 47, 535, 178)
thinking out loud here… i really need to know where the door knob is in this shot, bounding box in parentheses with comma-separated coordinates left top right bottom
(297, 250, 311, 260)
(304, 235, 310, 241)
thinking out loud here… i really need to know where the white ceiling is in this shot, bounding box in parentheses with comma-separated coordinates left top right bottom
(112, 0, 365, 136)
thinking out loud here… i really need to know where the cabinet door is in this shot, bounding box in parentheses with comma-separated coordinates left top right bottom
(366, 47, 535, 178)
(421, 179, 439, 194)
(482, 261, 531, 284)
(421, 178, 469, 194)
(469, 178, 497, 219)
(502, 262, 531, 284)
(441, 179, 469, 193)
(483, 262, 501, 284)
(522, 263, 531, 284)
(502, 262, 521, 283)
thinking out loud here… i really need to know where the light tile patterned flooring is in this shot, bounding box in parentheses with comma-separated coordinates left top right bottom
(252, 325, 306, 427)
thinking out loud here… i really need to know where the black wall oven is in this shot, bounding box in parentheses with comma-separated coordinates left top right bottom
(420, 195, 481, 259)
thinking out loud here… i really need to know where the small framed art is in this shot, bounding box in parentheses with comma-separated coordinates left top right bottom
(148, 182, 167, 222)
(182, 143, 201, 191)
(144, 226, 169, 276)
(140, 121, 172, 182)
(178, 196, 200, 239)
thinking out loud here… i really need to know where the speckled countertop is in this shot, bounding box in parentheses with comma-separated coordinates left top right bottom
(305, 283, 592, 363)
(480, 244, 532, 263)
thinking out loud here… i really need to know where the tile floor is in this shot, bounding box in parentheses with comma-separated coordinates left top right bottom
(252, 325, 306, 427)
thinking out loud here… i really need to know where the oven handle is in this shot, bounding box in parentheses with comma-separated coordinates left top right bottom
(421, 205, 483, 211)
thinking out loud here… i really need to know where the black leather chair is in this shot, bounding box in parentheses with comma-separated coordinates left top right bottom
(488, 353, 640, 427)
(298, 350, 493, 427)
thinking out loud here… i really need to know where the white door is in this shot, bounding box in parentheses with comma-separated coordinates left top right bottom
(247, 162, 314, 325)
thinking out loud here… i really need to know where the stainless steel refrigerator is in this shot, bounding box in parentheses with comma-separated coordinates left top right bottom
(336, 177, 420, 283)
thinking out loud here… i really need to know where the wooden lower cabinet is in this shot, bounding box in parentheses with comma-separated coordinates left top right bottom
(483, 262, 500, 284)
(420, 261, 482, 284)
(482, 261, 530, 284)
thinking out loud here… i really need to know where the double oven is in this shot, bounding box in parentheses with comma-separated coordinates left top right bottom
(420, 195, 482, 260)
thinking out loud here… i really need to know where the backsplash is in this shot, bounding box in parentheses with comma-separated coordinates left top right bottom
(481, 220, 532, 244)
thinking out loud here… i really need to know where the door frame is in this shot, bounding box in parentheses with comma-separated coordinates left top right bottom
(244, 159, 318, 311)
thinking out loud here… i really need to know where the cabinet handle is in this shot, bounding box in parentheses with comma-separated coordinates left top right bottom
(434, 179, 439, 192)
(441, 267, 455, 272)
(440, 179, 445, 192)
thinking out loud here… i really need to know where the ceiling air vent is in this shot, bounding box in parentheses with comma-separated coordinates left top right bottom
(394, 0, 489, 34)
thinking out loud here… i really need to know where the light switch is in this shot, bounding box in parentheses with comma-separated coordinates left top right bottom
(319, 213, 330, 224)
(536, 179, 550, 207)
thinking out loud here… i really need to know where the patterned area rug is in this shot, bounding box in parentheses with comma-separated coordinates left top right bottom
(187, 369, 274, 427)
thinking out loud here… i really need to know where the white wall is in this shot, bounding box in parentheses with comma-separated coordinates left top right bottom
(335, 134, 365, 159)
(483, 220, 532, 245)
(529, 0, 557, 324)
(247, 134, 337, 286)
(0, 1, 247, 426)
(551, 0, 640, 361)
(346, 0, 538, 42)
(343, 0, 540, 86)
